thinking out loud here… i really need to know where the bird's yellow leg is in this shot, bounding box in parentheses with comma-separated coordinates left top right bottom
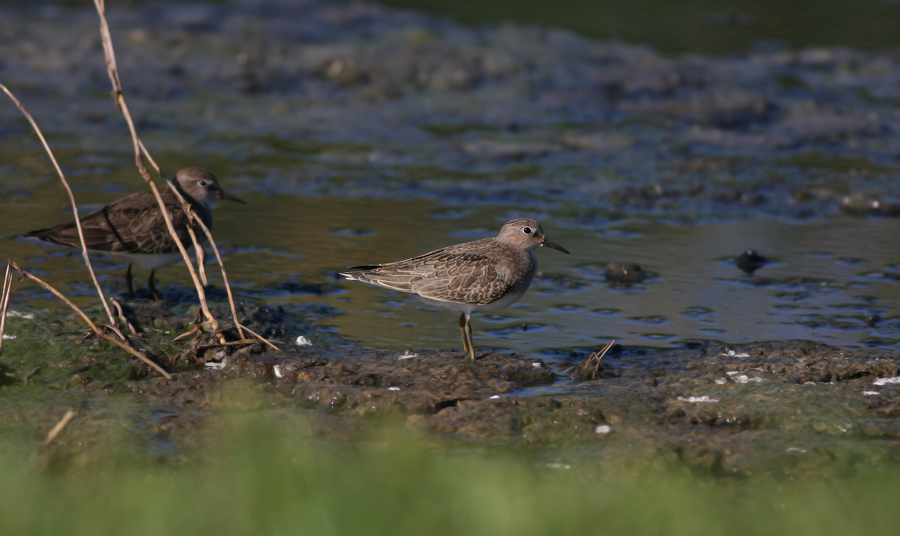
(125, 264, 134, 300)
(148, 269, 160, 301)
(464, 314, 475, 362)
(459, 313, 470, 355)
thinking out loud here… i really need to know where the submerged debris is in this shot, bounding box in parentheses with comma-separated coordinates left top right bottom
(568, 340, 617, 381)
(605, 263, 647, 285)
(734, 250, 770, 275)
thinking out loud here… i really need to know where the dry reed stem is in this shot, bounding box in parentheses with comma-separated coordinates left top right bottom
(9, 262, 172, 379)
(136, 146, 227, 343)
(190, 215, 246, 340)
(42, 409, 76, 448)
(195, 232, 208, 286)
(138, 142, 254, 345)
(172, 325, 200, 342)
(104, 322, 129, 344)
(0, 262, 12, 354)
(164, 191, 209, 283)
(135, 143, 209, 286)
(571, 339, 616, 379)
(237, 322, 281, 351)
(0, 83, 117, 329)
(165, 193, 208, 287)
(92, 0, 218, 331)
(109, 297, 137, 335)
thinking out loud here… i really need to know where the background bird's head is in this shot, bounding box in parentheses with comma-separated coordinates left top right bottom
(174, 167, 246, 205)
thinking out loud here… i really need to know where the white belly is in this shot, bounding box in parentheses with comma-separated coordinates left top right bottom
(417, 285, 529, 315)
(90, 248, 191, 270)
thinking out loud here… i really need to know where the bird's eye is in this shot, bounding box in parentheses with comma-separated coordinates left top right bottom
(198, 180, 208, 187)
(523, 227, 532, 234)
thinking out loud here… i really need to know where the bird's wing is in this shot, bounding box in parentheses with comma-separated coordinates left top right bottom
(344, 245, 517, 305)
(27, 190, 194, 254)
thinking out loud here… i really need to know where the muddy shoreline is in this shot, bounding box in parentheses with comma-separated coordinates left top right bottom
(0, 295, 897, 477)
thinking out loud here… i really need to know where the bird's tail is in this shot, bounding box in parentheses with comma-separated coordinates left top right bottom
(24, 228, 56, 241)
(23, 223, 81, 247)
(340, 265, 385, 281)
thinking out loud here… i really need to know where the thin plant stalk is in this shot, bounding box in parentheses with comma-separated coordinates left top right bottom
(137, 145, 246, 340)
(135, 145, 231, 343)
(0, 262, 12, 354)
(571, 339, 616, 380)
(191, 216, 246, 340)
(109, 297, 137, 335)
(0, 83, 117, 329)
(137, 143, 269, 347)
(135, 142, 207, 264)
(238, 323, 281, 352)
(195, 233, 208, 286)
(163, 185, 207, 286)
(92, 0, 218, 332)
(194, 214, 284, 351)
(9, 262, 172, 379)
(42, 410, 76, 448)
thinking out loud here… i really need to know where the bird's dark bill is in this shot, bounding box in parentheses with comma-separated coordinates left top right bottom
(219, 190, 247, 204)
(541, 238, 570, 254)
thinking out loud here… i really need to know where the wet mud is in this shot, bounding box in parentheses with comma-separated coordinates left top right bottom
(3, 0, 900, 477)
(3, 297, 899, 478)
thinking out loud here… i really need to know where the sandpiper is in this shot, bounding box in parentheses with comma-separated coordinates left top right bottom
(26, 168, 245, 300)
(340, 218, 569, 361)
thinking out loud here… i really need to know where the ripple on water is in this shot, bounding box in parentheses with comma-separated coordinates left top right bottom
(549, 304, 584, 314)
(629, 315, 669, 325)
(531, 273, 590, 294)
(856, 271, 900, 282)
(257, 281, 343, 298)
(483, 324, 550, 338)
(331, 228, 375, 237)
(429, 208, 472, 219)
(637, 333, 678, 341)
(682, 306, 715, 319)
(589, 308, 622, 316)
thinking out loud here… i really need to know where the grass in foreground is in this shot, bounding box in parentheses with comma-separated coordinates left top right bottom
(1, 421, 898, 536)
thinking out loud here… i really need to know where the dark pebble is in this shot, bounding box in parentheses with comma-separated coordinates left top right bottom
(734, 250, 769, 274)
(605, 263, 646, 283)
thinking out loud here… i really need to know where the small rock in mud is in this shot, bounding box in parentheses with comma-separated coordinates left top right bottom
(734, 250, 770, 275)
(605, 263, 646, 285)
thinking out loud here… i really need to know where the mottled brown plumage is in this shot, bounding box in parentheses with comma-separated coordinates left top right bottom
(27, 167, 245, 299)
(341, 218, 569, 361)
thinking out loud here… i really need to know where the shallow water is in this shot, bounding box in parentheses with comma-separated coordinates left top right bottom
(6, 169, 900, 359)
(3, 0, 900, 361)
